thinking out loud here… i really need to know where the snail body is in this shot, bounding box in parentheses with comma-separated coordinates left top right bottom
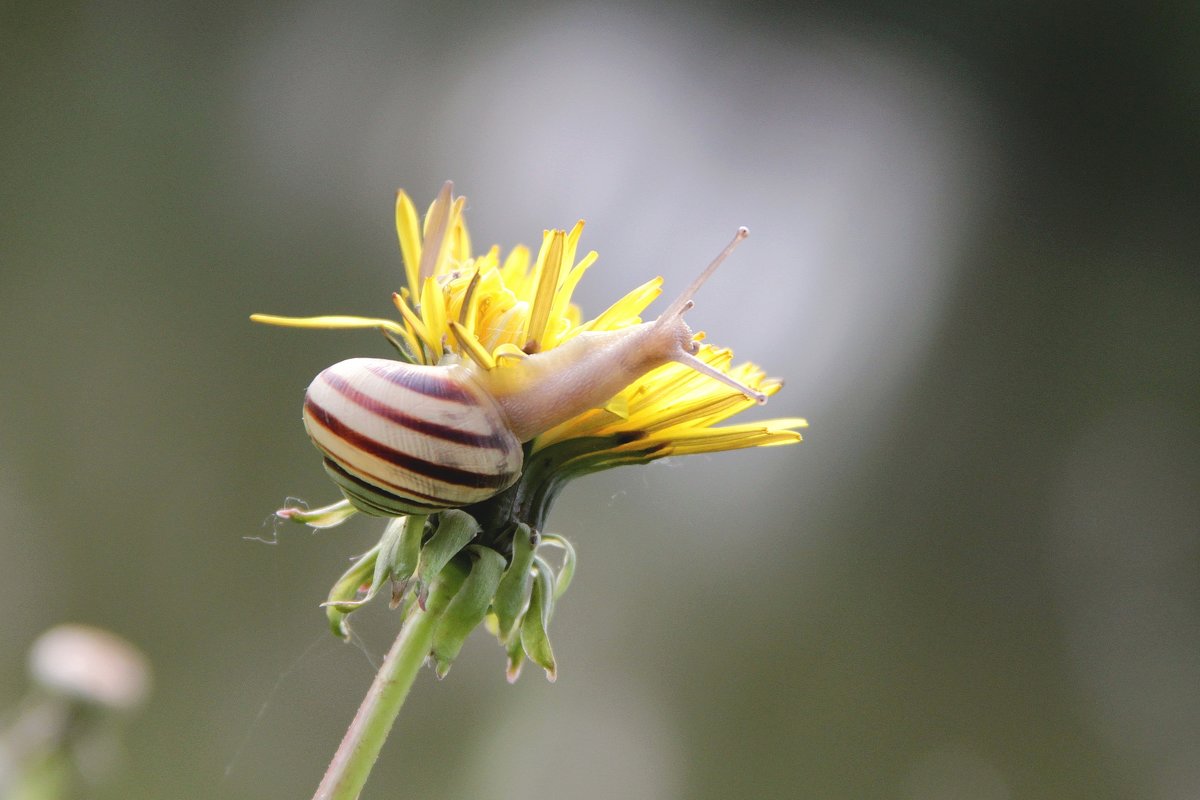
(304, 228, 764, 517)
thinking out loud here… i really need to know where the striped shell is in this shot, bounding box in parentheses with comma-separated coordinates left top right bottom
(302, 358, 524, 516)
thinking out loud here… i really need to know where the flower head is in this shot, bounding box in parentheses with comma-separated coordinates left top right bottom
(255, 181, 803, 477)
(253, 182, 805, 675)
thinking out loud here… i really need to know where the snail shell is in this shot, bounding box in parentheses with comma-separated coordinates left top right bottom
(304, 358, 523, 515)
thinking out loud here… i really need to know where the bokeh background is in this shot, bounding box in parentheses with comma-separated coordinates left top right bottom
(2, 2, 1197, 798)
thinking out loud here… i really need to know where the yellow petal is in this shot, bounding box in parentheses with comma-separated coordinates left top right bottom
(500, 244, 530, 287)
(391, 292, 437, 361)
(249, 313, 408, 336)
(645, 425, 805, 456)
(395, 190, 422, 295)
(448, 321, 496, 370)
(545, 250, 597, 349)
(420, 276, 447, 360)
(525, 230, 564, 353)
(581, 278, 662, 334)
(449, 198, 471, 267)
(418, 181, 455, 284)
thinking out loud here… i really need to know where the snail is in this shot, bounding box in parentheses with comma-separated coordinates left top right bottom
(302, 227, 767, 517)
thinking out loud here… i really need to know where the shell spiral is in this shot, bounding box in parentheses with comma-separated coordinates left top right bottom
(302, 358, 524, 516)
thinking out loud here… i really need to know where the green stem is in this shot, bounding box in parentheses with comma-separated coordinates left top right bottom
(312, 561, 464, 800)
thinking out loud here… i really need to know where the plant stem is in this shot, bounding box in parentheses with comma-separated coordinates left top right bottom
(312, 562, 463, 800)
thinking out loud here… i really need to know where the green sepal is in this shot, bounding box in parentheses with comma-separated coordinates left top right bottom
(538, 533, 576, 599)
(395, 576, 421, 620)
(319, 514, 429, 636)
(520, 557, 558, 681)
(530, 556, 557, 626)
(492, 523, 537, 640)
(385, 514, 425, 607)
(414, 510, 480, 604)
(322, 541, 383, 639)
(509, 435, 666, 532)
(431, 545, 507, 678)
(369, 516, 409, 600)
(422, 555, 469, 619)
(504, 623, 526, 683)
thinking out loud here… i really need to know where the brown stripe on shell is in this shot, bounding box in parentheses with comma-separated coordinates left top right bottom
(317, 368, 513, 451)
(364, 361, 476, 404)
(310, 435, 453, 506)
(322, 457, 450, 512)
(304, 397, 516, 492)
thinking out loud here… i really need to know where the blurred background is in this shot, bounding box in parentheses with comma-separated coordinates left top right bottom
(1, 1, 1196, 798)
